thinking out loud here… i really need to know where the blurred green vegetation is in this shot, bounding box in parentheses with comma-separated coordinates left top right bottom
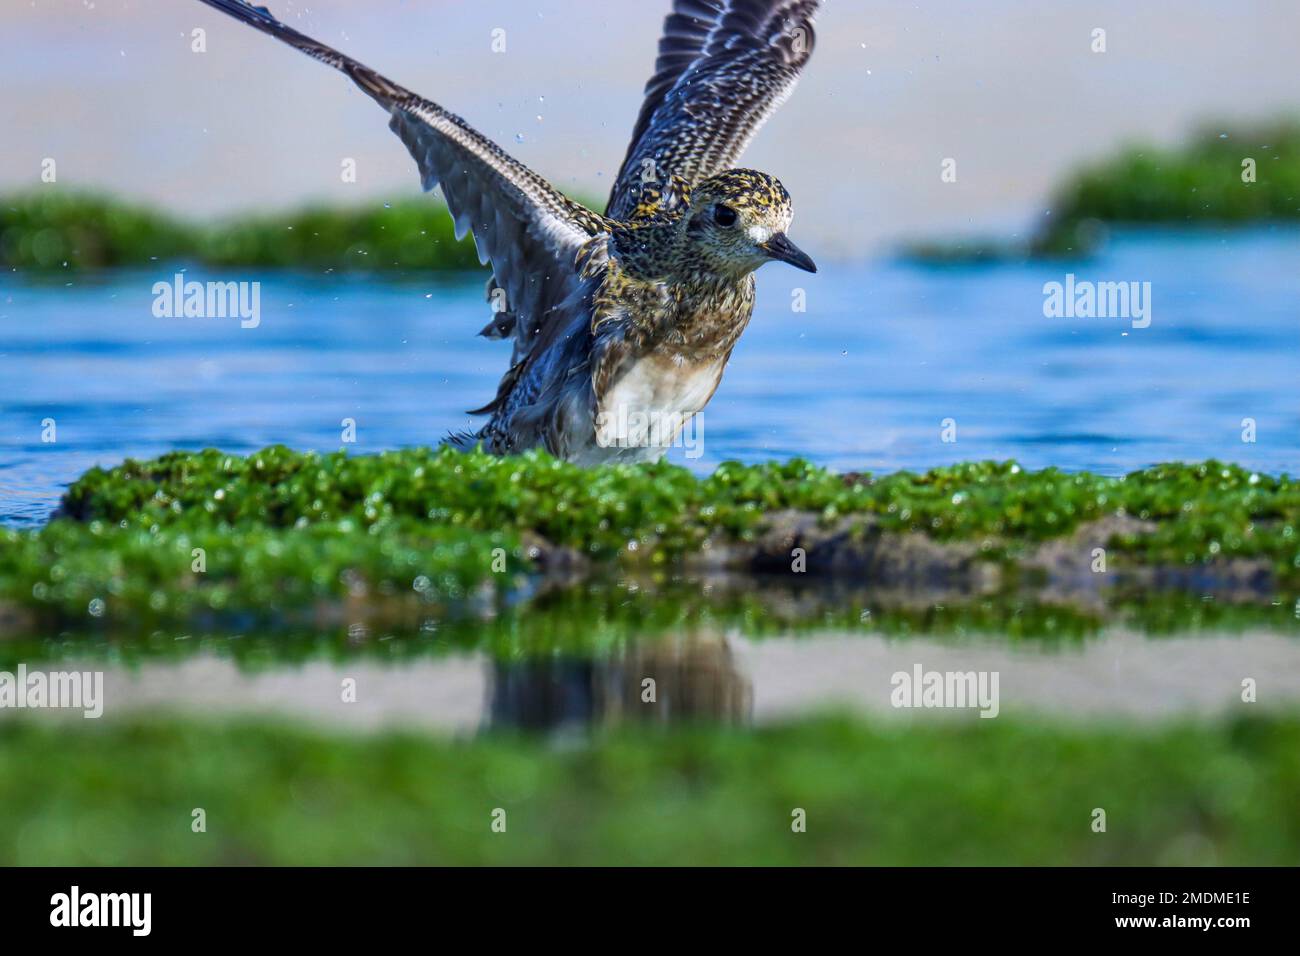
(1047, 119, 1300, 233)
(2, 446, 1297, 630)
(8, 119, 1296, 271)
(2, 713, 1295, 865)
(0, 192, 193, 270)
(0, 191, 484, 272)
(903, 117, 1300, 262)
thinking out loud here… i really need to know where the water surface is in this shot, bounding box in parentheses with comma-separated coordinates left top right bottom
(2, 228, 1298, 526)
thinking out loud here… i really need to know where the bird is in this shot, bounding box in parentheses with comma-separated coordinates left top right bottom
(195, 0, 820, 464)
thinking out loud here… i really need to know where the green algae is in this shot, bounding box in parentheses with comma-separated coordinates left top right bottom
(3, 446, 1298, 630)
(0, 518, 525, 627)
(3, 450, 535, 628)
(2, 712, 1296, 865)
(59, 445, 1300, 568)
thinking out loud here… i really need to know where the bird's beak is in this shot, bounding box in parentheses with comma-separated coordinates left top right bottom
(762, 232, 817, 273)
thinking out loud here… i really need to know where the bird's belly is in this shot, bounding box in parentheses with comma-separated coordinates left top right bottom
(593, 355, 721, 454)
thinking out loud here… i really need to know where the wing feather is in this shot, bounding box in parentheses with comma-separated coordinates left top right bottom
(607, 0, 819, 219)
(195, 0, 605, 362)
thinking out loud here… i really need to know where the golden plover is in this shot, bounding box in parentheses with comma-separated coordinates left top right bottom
(197, 0, 820, 463)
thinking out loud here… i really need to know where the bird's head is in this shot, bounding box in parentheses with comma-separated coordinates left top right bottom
(684, 169, 816, 276)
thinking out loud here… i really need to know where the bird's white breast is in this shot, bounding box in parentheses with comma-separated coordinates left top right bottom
(594, 354, 722, 453)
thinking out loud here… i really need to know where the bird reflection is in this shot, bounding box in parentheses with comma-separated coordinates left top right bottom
(486, 633, 751, 734)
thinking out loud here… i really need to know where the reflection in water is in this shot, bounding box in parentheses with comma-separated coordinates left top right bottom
(486, 633, 751, 733)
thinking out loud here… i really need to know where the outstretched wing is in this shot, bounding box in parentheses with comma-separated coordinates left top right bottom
(606, 0, 819, 220)
(196, 0, 606, 362)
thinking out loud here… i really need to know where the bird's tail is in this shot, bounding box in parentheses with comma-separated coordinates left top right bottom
(195, 0, 411, 108)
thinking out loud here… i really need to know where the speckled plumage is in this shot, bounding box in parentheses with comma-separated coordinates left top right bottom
(196, 0, 821, 463)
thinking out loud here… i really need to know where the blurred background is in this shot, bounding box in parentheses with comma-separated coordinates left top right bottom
(2, 0, 1298, 252)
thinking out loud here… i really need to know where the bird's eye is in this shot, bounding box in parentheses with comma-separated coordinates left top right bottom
(712, 204, 738, 227)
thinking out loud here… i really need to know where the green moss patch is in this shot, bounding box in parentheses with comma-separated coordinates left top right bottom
(0, 518, 524, 628)
(3, 446, 1297, 631)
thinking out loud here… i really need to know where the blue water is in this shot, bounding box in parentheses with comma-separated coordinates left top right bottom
(2, 228, 1298, 526)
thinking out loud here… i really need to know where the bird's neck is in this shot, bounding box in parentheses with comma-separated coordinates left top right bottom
(609, 217, 686, 279)
(612, 217, 750, 286)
